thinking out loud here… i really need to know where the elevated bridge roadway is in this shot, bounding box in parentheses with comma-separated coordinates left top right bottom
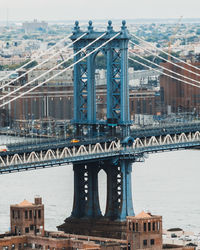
(0, 128, 199, 174)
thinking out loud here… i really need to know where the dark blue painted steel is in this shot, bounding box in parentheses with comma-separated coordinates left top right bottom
(71, 20, 130, 137)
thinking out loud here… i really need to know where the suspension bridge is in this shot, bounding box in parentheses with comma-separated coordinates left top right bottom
(0, 20, 200, 237)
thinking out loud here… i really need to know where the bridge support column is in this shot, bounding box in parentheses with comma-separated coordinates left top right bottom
(104, 159, 134, 220)
(71, 163, 101, 218)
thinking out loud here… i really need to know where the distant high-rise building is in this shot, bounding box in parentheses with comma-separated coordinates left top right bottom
(22, 19, 48, 33)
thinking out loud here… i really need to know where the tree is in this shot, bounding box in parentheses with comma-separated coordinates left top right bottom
(23, 60, 38, 69)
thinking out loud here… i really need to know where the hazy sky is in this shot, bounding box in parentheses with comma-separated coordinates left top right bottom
(0, 0, 200, 22)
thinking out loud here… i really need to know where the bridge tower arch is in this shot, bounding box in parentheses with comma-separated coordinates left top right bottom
(71, 20, 131, 137)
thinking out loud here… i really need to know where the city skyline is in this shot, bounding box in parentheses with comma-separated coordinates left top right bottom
(0, 0, 200, 22)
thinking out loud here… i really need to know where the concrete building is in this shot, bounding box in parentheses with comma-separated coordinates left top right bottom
(22, 20, 48, 33)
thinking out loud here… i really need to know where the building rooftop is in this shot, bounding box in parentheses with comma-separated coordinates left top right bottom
(135, 211, 152, 219)
(13, 199, 33, 207)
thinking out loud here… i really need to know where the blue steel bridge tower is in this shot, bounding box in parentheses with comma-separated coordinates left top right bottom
(58, 20, 134, 239)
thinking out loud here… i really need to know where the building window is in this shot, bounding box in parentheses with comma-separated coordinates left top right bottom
(18, 210, 20, 219)
(12, 210, 15, 219)
(25, 227, 29, 233)
(30, 225, 34, 231)
(29, 210, 32, 219)
(148, 222, 151, 231)
(25, 210, 28, 219)
(136, 223, 138, 232)
(38, 209, 41, 219)
(143, 240, 147, 246)
(150, 239, 155, 245)
(132, 222, 135, 232)
(153, 222, 155, 231)
(143, 222, 146, 232)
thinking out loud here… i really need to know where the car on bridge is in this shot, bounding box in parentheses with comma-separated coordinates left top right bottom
(70, 139, 80, 143)
(0, 145, 8, 152)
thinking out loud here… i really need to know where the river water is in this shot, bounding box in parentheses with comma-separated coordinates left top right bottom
(0, 135, 199, 234)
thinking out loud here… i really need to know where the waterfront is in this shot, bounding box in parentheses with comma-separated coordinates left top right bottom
(0, 137, 199, 234)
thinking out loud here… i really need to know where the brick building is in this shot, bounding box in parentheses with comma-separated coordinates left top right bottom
(10, 197, 44, 236)
(160, 62, 200, 115)
(0, 67, 161, 127)
(2, 84, 160, 125)
(127, 211, 162, 250)
(0, 198, 196, 250)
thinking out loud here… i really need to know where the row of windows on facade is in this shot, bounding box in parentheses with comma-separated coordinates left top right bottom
(12, 209, 41, 220)
(14, 224, 40, 235)
(2, 243, 67, 249)
(143, 238, 155, 246)
(128, 239, 155, 250)
(24, 225, 40, 233)
(128, 221, 160, 232)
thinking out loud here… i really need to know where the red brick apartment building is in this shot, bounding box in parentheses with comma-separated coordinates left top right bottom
(0, 197, 195, 250)
(160, 62, 200, 114)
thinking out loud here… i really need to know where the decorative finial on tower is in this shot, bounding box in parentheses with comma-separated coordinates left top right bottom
(107, 20, 113, 33)
(88, 20, 93, 32)
(73, 20, 80, 33)
(120, 20, 129, 38)
(121, 20, 127, 31)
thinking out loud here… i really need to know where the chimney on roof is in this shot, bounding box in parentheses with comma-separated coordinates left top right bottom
(34, 196, 42, 205)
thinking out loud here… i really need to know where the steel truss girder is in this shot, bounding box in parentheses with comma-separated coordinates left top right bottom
(1, 131, 200, 172)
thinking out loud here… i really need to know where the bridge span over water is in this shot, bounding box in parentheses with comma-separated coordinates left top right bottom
(0, 21, 200, 237)
(0, 127, 200, 174)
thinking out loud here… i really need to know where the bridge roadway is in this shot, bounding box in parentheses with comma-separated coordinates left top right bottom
(0, 122, 200, 174)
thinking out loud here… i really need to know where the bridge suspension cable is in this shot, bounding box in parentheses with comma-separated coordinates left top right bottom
(129, 41, 200, 86)
(0, 33, 73, 85)
(0, 32, 120, 108)
(130, 33, 200, 77)
(128, 55, 200, 90)
(0, 32, 99, 102)
(0, 33, 87, 92)
(129, 51, 200, 86)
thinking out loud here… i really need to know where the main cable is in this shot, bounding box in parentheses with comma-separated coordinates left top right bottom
(0, 33, 72, 84)
(0, 33, 86, 91)
(0, 32, 120, 108)
(128, 56, 200, 90)
(131, 33, 200, 77)
(129, 41, 200, 85)
(0, 32, 100, 102)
